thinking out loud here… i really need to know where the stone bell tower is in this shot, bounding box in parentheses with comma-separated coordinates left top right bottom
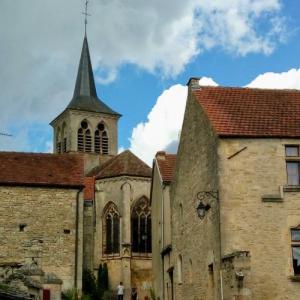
(50, 35, 121, 168)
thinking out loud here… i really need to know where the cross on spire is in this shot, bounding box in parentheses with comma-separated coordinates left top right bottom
(82, 0, 91, 36)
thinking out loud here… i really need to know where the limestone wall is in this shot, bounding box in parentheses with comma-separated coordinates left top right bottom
(151, 163, 164, 299)
(218, 138, 300, 300)
(170, 90, 220, 300)
(0, 186, 83, 291)
(93, 176, 153, 300)
(151, 161, 173, 300)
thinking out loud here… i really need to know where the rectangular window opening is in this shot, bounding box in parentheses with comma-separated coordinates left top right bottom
(285, 145, 300, 186)
(291, 229, 300, 276)
(19, 224, 27, 232)
(286, 146, 299, 157)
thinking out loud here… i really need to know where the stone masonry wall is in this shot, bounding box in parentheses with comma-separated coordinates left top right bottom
(152, 161, 173, 300)
(0, 186, 82, 291)
(93, 176, 152, 300)
(151, 163, 164, 300)
(218, 138, 300, 300)
(170, 89, 220, 300)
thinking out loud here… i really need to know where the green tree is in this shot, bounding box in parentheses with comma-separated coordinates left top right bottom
(102, 263, 109, 291)
(97, 263, 104, 299)
(82, 269, 97, 299)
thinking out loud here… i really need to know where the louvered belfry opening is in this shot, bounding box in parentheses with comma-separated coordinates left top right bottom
(77, 120, 92, 152)
(94, 123, 109, 154)
(131, 196, 152, 256)
(102, 131, 109, 154)
(103, 202, 120, 256)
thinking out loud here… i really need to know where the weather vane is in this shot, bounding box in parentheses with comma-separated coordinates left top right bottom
(82, 0, 91, 36)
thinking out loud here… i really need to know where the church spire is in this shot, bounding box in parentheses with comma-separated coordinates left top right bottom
(66, 36, 120, 115)
(72, 36, 97, 99)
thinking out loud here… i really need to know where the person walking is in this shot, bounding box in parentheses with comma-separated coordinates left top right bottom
(131, 287, 138, 300)
(117, 282, 124, 300)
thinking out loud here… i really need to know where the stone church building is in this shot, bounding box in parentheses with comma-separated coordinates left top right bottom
(0, 35, 153, 300)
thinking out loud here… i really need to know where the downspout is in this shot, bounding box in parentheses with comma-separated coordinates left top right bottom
(217, 191, 223, 300)
(75, 187, 83, 288)
(161, 184, 165, 300)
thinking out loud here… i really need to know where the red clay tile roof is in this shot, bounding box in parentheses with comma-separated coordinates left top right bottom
(95, 150, 151, 180)
(193, 86, 300, 138)
(0, 152, 84, 188)
(84, 177, 95, 200)
(155, 151, 177, 184)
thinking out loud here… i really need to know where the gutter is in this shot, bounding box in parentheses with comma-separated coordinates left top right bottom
(75, 187, 84, 288)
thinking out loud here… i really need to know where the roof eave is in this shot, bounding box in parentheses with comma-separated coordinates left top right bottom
(0, 182, 85, 189)
(96, 174, 151, 181)
(219, 134, 300, 139)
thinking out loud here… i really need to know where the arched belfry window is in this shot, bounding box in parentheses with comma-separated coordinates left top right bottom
(131, 196, 152, 254)
(77, 120, 92, 152)
(103, 202, 120, 255)
(56, 128, 61, 153)
(62, 123, 67, 153)
(94, 123, 109, 154)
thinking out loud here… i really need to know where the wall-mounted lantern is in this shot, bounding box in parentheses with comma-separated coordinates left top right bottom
(196, 191, 218, 220)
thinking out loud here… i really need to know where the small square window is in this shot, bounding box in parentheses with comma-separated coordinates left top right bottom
(64, 229, 71, 234)
(286, 146, 299, 157)
(292, 229, 300, 241)
(19, 224, 26, 232)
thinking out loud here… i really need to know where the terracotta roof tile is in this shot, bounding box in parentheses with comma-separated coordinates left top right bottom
(193, 86, 300, 138)
(0, 152, 84, 188)
(155, 151, 177, 184)
(95, 150, 151, 180)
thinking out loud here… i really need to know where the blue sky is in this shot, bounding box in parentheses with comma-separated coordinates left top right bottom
(1, 0, 300, 164)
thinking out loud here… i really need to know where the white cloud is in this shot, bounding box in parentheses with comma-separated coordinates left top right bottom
(199, 77, 219, 87)
(129, 77, 218, 164)
(246, 68, 300, 89)
(129, 84, 187, 165)
(130, 69, 300, 165)
(0, 0, 288, 152)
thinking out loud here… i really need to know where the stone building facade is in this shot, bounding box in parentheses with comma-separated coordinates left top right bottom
(168, 79, 300, 300)
(84, 150, 153, 300)
(0, 35, 153, 300)
(151, 152, 176, 300)
(0, 153, 84, 299)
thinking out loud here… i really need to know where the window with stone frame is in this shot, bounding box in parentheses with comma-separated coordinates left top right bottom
(103, 202, 120, 255)
(131, 196, 152, 255)
(286, 145, 300, 185)
(291, 228, 300, 276)
(78, 120, 92, 153)
(94, 123, 109, 154)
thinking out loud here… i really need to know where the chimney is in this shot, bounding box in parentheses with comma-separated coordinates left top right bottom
(155, 151, 166, 160)
(186, 77, 201, 89)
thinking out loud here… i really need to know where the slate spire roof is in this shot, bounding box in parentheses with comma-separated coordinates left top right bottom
(66, 36, 120, 116)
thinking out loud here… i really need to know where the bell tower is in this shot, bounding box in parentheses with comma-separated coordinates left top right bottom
(50, 36, 121, 157)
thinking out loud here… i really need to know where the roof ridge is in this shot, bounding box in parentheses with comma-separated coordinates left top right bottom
(196, 85, 300, 93)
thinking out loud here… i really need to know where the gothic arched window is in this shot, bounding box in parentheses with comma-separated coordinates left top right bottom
(103, 202, 120, 255)
(94, 123, 109, 154)
(77, 120, 92, 152)
(131, 196, 152, 254)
